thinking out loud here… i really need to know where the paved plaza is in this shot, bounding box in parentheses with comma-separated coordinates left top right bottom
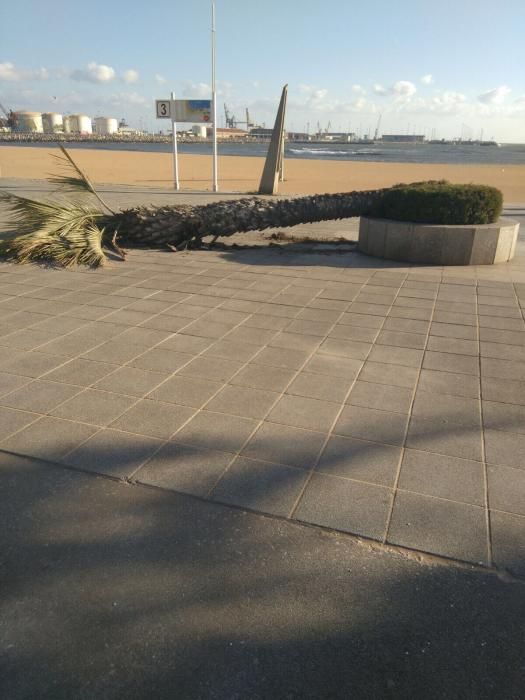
(0, 186, 524, 577)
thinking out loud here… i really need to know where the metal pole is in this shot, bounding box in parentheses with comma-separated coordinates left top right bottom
(171, 91, 180, 190)
(211, 0, 218, 192)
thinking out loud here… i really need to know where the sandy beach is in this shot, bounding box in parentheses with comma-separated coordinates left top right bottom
(1, 145, 524, 200)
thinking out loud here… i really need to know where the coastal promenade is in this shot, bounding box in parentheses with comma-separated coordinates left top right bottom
(1, 182, 524, 698)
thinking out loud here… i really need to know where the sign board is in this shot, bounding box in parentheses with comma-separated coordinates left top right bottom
(156, 100, 171, 119)
(174, 100, 212, 123)
(156, 99, 212, 123)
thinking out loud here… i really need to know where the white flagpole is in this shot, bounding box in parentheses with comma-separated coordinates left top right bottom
(171, 91, 180, 190)
(211, 0, 218, 192)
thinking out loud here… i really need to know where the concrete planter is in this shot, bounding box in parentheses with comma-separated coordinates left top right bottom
(358, 217, 519, 265)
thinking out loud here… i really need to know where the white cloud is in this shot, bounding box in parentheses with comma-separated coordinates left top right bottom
(155, 74, 167, 84)
(352, 84, 365, 95)
(122, 69, 139, 84)
(478, 85, 511, 104)
(108, 92, 147, 106)
(392, 80, 417, 98)
(182, 81, 211, 98)
(373, 84, 388, 95)
(0, 62, 48, 81)
(71, 62, 116, 83)
(421, 74, 434, 85)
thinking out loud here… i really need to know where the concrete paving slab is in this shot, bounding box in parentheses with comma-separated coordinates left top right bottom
(1, 186, 525, 577)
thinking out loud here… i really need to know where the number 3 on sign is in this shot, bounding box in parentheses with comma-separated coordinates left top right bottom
(156, 100, 171, 119)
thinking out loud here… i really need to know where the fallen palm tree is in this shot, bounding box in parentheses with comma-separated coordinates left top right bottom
(0, 146, 502, 268)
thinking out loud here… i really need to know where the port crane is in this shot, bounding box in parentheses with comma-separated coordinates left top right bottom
(224, 104, 255, 130)
(373, 113, 382, 141)
(0, 101, 16, 128)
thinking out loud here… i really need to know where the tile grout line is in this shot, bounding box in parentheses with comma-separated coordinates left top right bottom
(199, 277, 380, 500)
(380, 269, 442, 545)
(287, 270, 410, 521)
(477, 279, 493, 567)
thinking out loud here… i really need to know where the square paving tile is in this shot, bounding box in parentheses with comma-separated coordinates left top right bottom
(488, 464, 525, 516)
(358, 361, 419, 389)
(346, 380, 413, 414)
(183, 319, 233, 339)
(339, 312, 384, 329)
(210, 456, 308, 517)
(286, 319, 333, 336)
(0, 406, 39, 441)
(398, 449, 485, 506)
(243, 314, 290, 331)
(63, 429, 161, 478)
(267, 394, 340, 432)
(376, 330, 427, 350)
(367, 345, 423, 368)
(205, 384, 279, 419)
(426, 336, 479, 357)
(481, 377, 525, 406)
(0, 372, 30, 397)
(429, 322, 478, 341)
(294, 473, 392, 540)
(252, 346, 310, 370)
(94, 366, 168, 397)
(328, 324, 378, 343)
(148, 375, 223, 407)
(202, 339, 261, 363)
(1, 416, 97, 461)
(334, 405, 409, 446)
(417, 369, 480, 399)
(241, 422, 326, 469)
(479, 328, 525, 346)
(130, 348, 193, 374)
(482, 401, 525, 435)
(226, 326, 277, 345)
(481, 357, 525, 382)
(159, 333, 213, 354)
(423, 350, 480, 376)
(286, 372, 353, 403)
(0, 380, 81, 413)
(42, 358, 119, 386)
(406, 416, 483, 462)
(484, 429, 525, 470)
(178, 356, 243, 382)
(318, 338, 371, 361)
(303, 353, 363, 379)
(412, 391, 481, 428)
(135, 441, 233, 497)
(0, 352, 65, 379)
(387, 491, 488, 564)
(1, 328, 58, 351)
(490, 510, 525, 577)
(111, 399, 194, 439)
(316, 435, 401, 486)
(383, 317, 430, 334)
(50, 389, 136, 426)
(175, 411, 258, 453)
(83, 340, 149, 364)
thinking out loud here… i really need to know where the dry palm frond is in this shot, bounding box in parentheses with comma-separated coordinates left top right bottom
(48, 144, 115, 214)
(0, 194, 109, 267)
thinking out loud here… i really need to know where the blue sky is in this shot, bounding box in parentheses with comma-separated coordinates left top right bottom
(1, 0, 524, 140)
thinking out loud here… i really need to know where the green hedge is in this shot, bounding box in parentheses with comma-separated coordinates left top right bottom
(369, 180, 503, 225)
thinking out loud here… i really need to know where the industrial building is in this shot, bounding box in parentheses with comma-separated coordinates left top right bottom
(13, 111, 44, 133)
(93, 117, 119, 135)
(381, 134, 425, 143)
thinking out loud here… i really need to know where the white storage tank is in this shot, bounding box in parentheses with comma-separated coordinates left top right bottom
(42, 112, 63, 133)
(94, 116, 118, 135)
(63, 115, 72, 133)
(13, 111, 43, 133)
(69, 114, 92, 134)
(192, 124, 207, 138)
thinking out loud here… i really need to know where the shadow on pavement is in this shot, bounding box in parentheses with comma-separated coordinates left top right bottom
(1, 450, 524, 700)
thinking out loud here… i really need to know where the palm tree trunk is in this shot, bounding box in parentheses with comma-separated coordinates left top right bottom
(113, 189, 382, 249)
